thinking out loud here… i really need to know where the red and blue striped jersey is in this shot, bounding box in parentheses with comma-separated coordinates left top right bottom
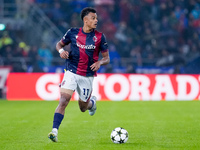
(61, 27, 108, 76)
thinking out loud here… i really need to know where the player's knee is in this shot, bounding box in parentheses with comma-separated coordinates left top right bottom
(80, 107, 87, 112)
(59, 101, 68, 108)
(59, 92, 71, 108)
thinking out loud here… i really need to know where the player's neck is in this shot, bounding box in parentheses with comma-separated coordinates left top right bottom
(82, 26, 94, 33)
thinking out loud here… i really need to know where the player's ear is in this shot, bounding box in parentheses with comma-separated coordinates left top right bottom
(83, 16, 88, 24)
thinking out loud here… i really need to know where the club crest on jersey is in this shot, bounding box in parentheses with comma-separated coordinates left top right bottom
(93, 36, 97, 42)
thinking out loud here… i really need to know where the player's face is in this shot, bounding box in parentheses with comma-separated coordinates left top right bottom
(85, 12, 98, 29)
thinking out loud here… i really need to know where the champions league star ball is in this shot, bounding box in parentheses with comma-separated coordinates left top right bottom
(110, 127, 129, 144)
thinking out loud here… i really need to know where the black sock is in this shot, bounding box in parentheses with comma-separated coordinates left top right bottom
(53, 113, 64, 129)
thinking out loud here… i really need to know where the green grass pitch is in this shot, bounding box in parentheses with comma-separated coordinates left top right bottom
(0, 100, 200, 150)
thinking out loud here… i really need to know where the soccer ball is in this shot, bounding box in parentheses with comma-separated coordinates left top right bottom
(110, 127, 128, 144)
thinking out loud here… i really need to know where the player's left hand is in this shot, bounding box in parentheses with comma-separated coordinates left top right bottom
(90, 61, 101, 71)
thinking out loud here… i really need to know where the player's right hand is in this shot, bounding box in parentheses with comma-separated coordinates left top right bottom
(60, 51, 69, 59)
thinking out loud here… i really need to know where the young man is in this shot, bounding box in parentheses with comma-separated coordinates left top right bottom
(48, 7, 110, 142)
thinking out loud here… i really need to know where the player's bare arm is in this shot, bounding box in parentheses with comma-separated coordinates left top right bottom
(90, 51, 110, 71)
(56, 40, 69, 59)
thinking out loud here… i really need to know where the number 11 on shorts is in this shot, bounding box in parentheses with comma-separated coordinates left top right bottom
(83, 88, 89, 99)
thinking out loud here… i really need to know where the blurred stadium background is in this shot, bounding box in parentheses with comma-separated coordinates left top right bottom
(0, 0, 200, 100)
(1, 1, 200, 149)
(1, 0, 200, 73)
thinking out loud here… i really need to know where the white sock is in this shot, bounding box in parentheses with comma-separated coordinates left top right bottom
(52, 128, 58, 135)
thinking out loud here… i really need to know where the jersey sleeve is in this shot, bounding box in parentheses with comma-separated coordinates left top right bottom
(61, 28, 72, 45)
(100, 34, 108, 53)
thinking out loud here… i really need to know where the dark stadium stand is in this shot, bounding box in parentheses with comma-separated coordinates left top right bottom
(0, 0, 200, 73)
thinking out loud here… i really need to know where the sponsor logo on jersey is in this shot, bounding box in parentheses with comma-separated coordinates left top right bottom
(76, 43, 96, 49)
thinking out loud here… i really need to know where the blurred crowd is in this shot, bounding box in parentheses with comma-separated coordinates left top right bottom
(0, 0, 200, 73)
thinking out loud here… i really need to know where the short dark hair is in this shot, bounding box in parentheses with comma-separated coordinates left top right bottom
(81, 7, 96, 21)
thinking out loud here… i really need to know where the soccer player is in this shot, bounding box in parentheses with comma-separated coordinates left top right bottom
(48, 7, 110, 142)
